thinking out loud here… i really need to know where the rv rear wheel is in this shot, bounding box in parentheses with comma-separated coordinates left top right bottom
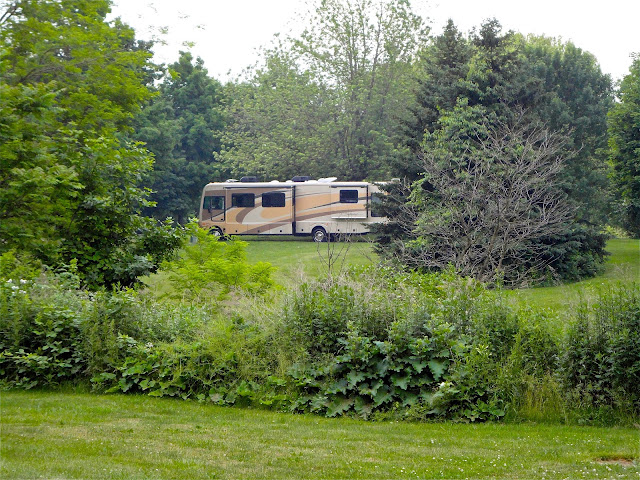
(312, 226, 328, 243)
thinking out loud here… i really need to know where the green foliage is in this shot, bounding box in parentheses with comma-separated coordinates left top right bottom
(379, 20, 611, 285)
(0, 0, 181, 288)
(1, 245, 637, 426)
(281, 270, 560, 422)
(282, 280, 396, 359)
(60, 140, 184, 288)
(159, 221, 275, 303)
(133, 52, 228, 223)
(0, 261, 204, 389)
(92, 332, 289, 409)
(608, 56, 640, 236)
(0, 264, 86, 388)
(289, 321, 459, 419)
(220, 48, 340, 181)
(523, 37, 613, 225)
(221, 0, 426, 181)
(562, 284, 640, 420)
(0, 83, 81, 258)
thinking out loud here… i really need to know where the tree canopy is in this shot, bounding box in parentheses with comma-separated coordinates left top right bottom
(219, 0, 427, 182)
(0, 0, 181, 288)
(1, 0, 631, 290)
(375, 19, 613, 284)
(133, 51, 227, 224)
(608, 56, 640, 236)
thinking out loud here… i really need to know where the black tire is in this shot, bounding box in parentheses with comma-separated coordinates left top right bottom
(312, 226, 328, 243)
(209, 227, 225, 239)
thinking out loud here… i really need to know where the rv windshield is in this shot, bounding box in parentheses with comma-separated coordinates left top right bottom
(203, 196, 224, 211)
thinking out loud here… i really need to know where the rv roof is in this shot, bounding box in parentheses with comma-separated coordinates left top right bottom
(205, 180, 372, 188)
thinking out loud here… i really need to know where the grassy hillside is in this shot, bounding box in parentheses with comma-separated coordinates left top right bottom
(509, 238, 639, 311)
(244, 237, 638, 312)
(244, 236, 377, 284)
(2, 391, 638, 480)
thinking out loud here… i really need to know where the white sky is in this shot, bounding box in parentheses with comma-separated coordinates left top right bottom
(111, 0, 638, 83)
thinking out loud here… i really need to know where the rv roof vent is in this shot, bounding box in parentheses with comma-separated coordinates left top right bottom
(291, 175, 311, 182)
(318, 177, 337, 183)
(225, 178, 239, 183)
(240, 176, 258, 183)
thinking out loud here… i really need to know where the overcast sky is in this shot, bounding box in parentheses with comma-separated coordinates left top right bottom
(111, 0, 638, 83)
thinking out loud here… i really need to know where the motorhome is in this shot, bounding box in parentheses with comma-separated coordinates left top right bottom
(199, 177, 385, 241)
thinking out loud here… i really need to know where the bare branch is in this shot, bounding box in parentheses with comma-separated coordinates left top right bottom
(396, 115, 576, 286)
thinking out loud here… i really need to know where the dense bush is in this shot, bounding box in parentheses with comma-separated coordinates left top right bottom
(562, 285, 640, 421)
(280, 270, 562, 421)
(159, 221, 275, 304)
(2, 249, 638, 426)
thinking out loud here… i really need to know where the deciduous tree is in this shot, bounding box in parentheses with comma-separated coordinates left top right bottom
(0, 0, 181, 287)
(134, 52, 227, 223)
(221, 0, 426, 181)
(395, 106, 592, 286)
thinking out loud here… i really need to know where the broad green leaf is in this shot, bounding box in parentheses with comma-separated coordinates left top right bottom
(408, 356, 428, 373)
(346, 370, 366, 388)
(359, 379, 383, 397)
(326, 378, 348, 394)
(391, 373, 411, 390)
(326, 395, 354, 417)
(373, 385, 393, 407)
(310, 395, 329, 412)
(428, 360, 448, 380)
(354, 396, 373, 419)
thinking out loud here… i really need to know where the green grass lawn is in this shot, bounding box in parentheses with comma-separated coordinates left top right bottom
(245, 237, 638, 312)
(508, 238, 639, 312)
(244, 236, 377, 284)
(1, 391, 638, 480)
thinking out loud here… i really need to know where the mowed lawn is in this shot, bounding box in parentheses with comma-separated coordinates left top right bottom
(1, 391, 638, 480)
(244, 236, 377, 284)
(245, 237, 639, 312)
(508, 238, 639, 311)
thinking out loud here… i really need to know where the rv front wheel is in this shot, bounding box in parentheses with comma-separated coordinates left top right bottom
(209, 227, 224, 239)
(312, 226, 328, 243)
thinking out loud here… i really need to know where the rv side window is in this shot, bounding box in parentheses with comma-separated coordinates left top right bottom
(262, 192, 286, 207)
(203, 195, 224, 211)
(339, 189, 359, 203)
(231, 193, 256, 207)
(370, 193, 383, 217)
(231, 193, 255, 208)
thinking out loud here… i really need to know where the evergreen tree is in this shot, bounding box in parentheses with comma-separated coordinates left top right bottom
(525, 38, 614, 225)
(376, 19, 612, 284)
(608, 56, 640, 236)
(134, 52, 227, 223)
(399, 20, 472, 178)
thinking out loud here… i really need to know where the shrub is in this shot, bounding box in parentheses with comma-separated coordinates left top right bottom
(0, 265, 86, 388)
(289, 319, 460, 419)
(562, 284, 640, 419)
(0, 262, 205, 388)
(159, 220, 275, 304)
(282, 270, 548, 421)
